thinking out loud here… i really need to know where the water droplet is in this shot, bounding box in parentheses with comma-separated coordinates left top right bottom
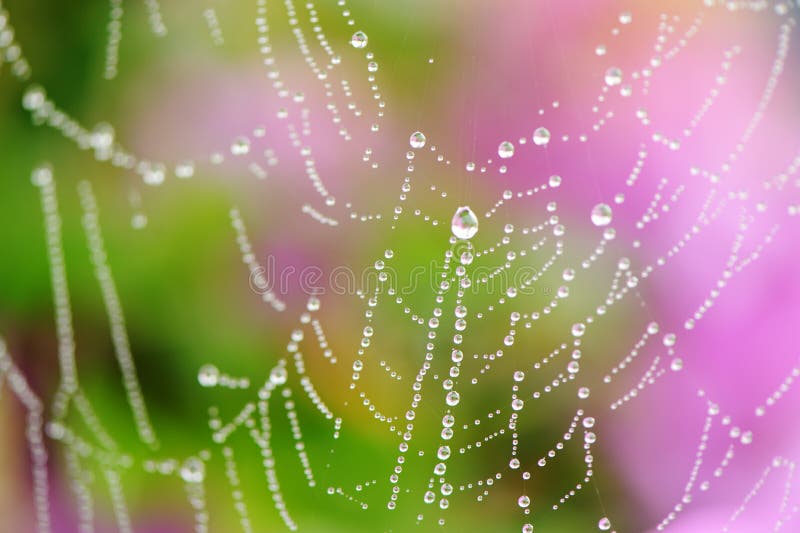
(518, 495, 531, 508)
(604, 67, 623, 86)
(409, 131, 426, 149)
(591, 203, 613, 226)
(549, 175, 562, 188)
(445, 391, 460, 406)
(180, 457, 205, 483)
(619, 11, 632, 24)
(90, 123, 115, 151)
(142, 163, 166, 186)
(31, 165, 53, 187)
(511, 398, 524, 411)
(197, 364, 220, 387)
(22, 85, 46, 110)
(578, 387, 591, 399)
(131, 213, 148, 229)
(572, 323, 586, 337)
(498, 141, 515, 159)
(533, 127, 551, 146)
(451, 206, 479, 240)
(270, 366, 288, 385)
(175, 161, 195, 179)
(598, 517, 612, 531)
(230, 136, 251, 155)
(351, 31, 368, 49)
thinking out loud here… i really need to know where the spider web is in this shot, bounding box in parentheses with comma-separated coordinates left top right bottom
(1, 0, 800, 532)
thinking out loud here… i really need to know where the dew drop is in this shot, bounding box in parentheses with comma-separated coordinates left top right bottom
(143, 163, 166, 186)
(197, 364, 219, 387)
(598, 517, 612, 531)
(270, 366, 288, 385)
(22, 85, 46, 110)
(532, 127, 551, 146)
(445, 391, 460, 406)
(31, 165, 53, 187)
(90, 123, 115, 151)
(230, 136, 251, 156)
(591, 203, 613, 226)
(180, 457, 205, 483)
(604, 67, 623, 86)
(175, 161, 195, 179)
(498, 141, 515, 159)
(451, 206, 479, 240)
(351, 31, 368, 48)
(409, 131, 426, 149)
(518, 495, 531, 508)
(437, 446, 451, 460)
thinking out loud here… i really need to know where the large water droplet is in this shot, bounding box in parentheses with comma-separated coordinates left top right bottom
(351, 31, 368, 49)
(591, 203, 613, 226)
(598, 517, 612, 531)
(445, 391, 460, 406)
(451, 206, 479, 240)
(498, 141, 515, 159)
(533, 127, 551, 146)
(409, 131, 426, 149)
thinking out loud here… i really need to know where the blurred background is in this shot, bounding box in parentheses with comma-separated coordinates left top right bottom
(0, 0, 799, 531)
